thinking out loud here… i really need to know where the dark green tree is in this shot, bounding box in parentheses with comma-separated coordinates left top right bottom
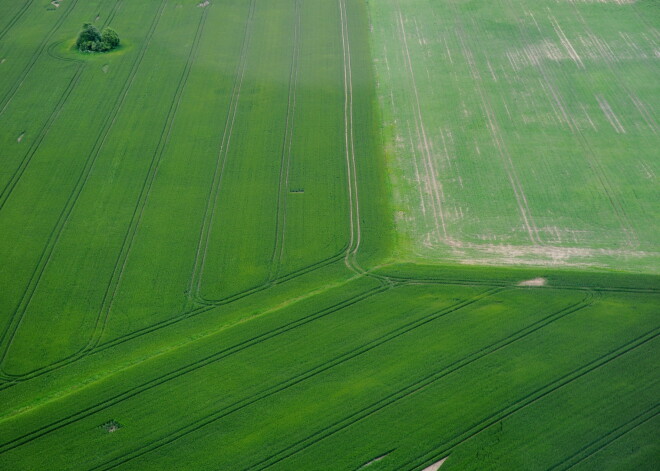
(101, 27, 120, 49)
(76, 23, 120, 52)
(76, 23, 101, 48)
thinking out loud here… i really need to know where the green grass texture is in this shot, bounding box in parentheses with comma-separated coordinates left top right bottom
(0, 0, 657, 470)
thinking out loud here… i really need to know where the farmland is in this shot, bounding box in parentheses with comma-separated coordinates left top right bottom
(0, 0, 658, 470)
(372, 0, 660, 272)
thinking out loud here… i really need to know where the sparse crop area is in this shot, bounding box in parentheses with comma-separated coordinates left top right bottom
(0, 0, 657, 470)
(371, 0, 660, 273)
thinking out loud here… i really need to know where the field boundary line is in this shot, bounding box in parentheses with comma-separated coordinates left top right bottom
(401, 328, 659, 471)
(248, 291, 595, 470)
(0, 0, 170, 377)
(383, 273, 659, 294)
(0, 251, 351, 382)
(0, 284, 391, 454)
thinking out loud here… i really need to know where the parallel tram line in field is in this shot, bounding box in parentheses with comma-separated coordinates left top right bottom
(0, 276, 407, 452)
(0, 283, 396, 456)
(393, 3, 448, 244)
(83, 288, 503, 470)
(0, 0, 171, 379)
(0, 0, 81, 116)
(102, 0, 123, 29)
(1, 0, 371, 382)
(247, 290, 597, 469)
(6, 254, 648, 385)
(0, 0, 123, 211)
(0, 0, 35, 42)
(84, 5, 211, 352)
(547, 404, 660, 471)
(403, 329, 659, 471)
(268, 0, 302, 282)
(569, 5, 659, 136)
(388, 276, 659, 295)
(508, 1, 639, 248)
(0, 64, 84, 210)
(0, 2, 656, 468)
(0, 250, 349, 383)
(339, 0, 364, 274)
(451, 6, 542, 246)
(187, 0, 257, 305)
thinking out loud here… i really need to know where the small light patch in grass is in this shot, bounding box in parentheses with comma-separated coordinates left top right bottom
(17, 132, 25, 143)
(102, 64, 109, 73)
(517, 277, 547, 287)
(198, 0, 210, 7)
(1, 58, 6, 64)
(422, 457, 448, 471)
(100, 420, 122, 433)
(359, 452, 391, 468)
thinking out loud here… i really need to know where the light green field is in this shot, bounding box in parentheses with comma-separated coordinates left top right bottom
(370, 0, 660, 272)
(0, 0, 657, 470)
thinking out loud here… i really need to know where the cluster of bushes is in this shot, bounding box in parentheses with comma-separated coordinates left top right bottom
(76, 23, 120, 52)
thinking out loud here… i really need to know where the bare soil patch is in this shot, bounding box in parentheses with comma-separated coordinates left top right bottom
(423, 457, 447, 471)
(360, 453, 389, 468)
(518, 277, 547, 287)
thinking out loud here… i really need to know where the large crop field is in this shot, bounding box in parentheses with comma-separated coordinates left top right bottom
(371, 0, 660, 272)
(0, 0, 657, 470)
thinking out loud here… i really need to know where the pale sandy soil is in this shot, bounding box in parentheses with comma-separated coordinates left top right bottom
(423, 457, 448, 471)
(518, 277, 547, 287)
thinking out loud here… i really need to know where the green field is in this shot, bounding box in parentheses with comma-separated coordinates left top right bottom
(0, 0, 657, 470)
(371, 0, 660, 272)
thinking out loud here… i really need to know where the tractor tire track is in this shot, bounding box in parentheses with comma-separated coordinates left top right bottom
(248, 291, 596, 470)
(0, 251, 348, 383)
(84, 5, 210, 354)
(548, 404, 660, 470)
(394, 3, 448, 245)
(401, 328, 659, 471)
(82, 288, 499, 471)
(503, 0, 637, 248)
(0, 0, 122, 211)
(0, 0, 170, 376)
(0, 284, 391, 454)
(268, 0, 302, 282)
(0, 0, 34, 42)
(339, 0, 364, 275)
(0, 64, 84, 210)
(187, 0, 257, 304)
(0, 0, 81, 116)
